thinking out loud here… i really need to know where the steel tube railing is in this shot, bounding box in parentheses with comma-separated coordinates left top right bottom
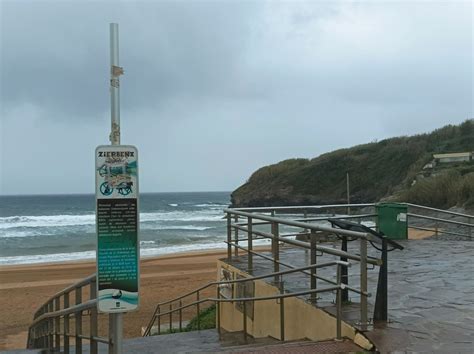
(143, 260, 358, 336)
(408, 213, 473, 228)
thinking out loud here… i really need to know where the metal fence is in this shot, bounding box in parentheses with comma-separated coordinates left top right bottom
(26, 202, 473, 352)
(143, 260, 356, 342)
(26, 274, 113, 354)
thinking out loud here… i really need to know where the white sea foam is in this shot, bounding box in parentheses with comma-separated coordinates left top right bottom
(140, 240, 156, 245)
(0, 241, 240, 265)
(168, 204, 178, 207)
(0, 210, 224, 232)
(0, 214, 96, 229)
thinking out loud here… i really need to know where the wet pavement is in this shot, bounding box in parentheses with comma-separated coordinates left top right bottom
(227, 239, 474, 353)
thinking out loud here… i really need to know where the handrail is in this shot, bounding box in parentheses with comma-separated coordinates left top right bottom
(31, 299, 97, 327)
(408, 213, 473, 228)
(143, 261, 356, 336)
(230, 224, 381, 265)
(224, 208, 372, 240)
(233, 203, 375, 212)
(33, 273, 96, 319)
(404, 203, 473, 218)
(27, 273, 107, 354)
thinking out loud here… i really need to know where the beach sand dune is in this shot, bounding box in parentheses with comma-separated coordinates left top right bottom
(0, 250, 228, 351)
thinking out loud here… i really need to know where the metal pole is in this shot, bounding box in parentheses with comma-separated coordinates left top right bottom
(272, 222, 280, 283)
(310, 230, 317, 303)
(109, 23, 124, 354)
(227, 214, 232, 260)
(110, 23, 122, 145)
(280, 283, 285, 341)
(341, 236, 349, 303)
(234, 215, 239, 257)
(248, 216, 253, 273)
(336, 264, 342, 340)
(112, 314, 123, 354)
(360, 237, 368, 330)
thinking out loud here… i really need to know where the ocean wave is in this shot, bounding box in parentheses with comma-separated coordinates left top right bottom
(0, 237, 270, 265)
(195, 203, 229, 208)
(0, 242, 225, 265)
(141, 225, 215, 231)
(0, 211, 224, 230)
(0, 214, 95, 229)
(168, 204, 178, 207)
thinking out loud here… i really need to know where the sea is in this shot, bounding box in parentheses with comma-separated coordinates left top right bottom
(0, 192, 235, 265)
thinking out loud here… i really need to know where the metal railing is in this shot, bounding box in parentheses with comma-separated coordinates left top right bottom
(26, 273, 113, 354)
(144, 204, 379, 341)
(404, 203, 474, 239)
(143, 260, 360, 342)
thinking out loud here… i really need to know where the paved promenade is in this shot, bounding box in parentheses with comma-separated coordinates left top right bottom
(228, 239, 474, 352)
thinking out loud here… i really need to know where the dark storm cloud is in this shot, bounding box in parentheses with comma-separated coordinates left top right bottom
(1, 1, 260, 119)
(0, 0, 472, 194)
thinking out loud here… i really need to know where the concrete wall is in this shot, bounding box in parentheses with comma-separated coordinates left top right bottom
(217, 260, 372, 349)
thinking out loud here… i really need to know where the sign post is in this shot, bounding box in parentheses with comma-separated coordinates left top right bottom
(95, 23, 138, 354)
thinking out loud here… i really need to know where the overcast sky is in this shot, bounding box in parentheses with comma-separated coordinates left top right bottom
(1, 0, 472, 195)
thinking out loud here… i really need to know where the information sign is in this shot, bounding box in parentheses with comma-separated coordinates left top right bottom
(96, 145, 139, 313)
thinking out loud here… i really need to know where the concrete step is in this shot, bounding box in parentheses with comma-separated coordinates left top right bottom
(76, 329, 366, 353)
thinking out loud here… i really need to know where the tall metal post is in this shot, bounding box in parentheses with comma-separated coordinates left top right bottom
(247, 216, 253, 273)
(109, 22, 123, 354)
(272, 222, 280, 283)
(340, 236, 349, 302)
(310, 230, 317, 303)
(110, 23, 122, 145)
(360, 236, 368, 330)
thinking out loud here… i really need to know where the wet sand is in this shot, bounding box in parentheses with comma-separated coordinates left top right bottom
(0, 250, 230, 351)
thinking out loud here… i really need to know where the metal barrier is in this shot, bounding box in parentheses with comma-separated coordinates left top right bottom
(26, 274, 114, 354)
(26, 202, 472, 351)
(143, 261, 358, 341)
(404, 203, 474, 239)
(144, 204, 380, 340)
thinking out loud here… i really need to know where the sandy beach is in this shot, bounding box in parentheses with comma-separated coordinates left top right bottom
(0, 249, 230, 351)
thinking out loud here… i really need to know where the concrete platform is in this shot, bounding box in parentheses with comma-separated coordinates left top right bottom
(227, 239, 474, 352)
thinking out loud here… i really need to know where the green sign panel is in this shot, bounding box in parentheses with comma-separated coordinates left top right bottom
(96, 145, 139, 313)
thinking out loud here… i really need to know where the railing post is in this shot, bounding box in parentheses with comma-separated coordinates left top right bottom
(340, 235, 349, 302)
(179, 300, 183, 332)
(90, 280, 98, 354)
(374, 237, 388, 322)
(360, 236, 368, 330)
(75, 287, 82, 354)
(247, 216, 253, 273)
(242, 301, 247, 343)
(227, 213, 232, 260)
(169, 303, 173, 332)
(54, 297, 60, 351)
(216, 287, 221, 335)
(280, 283, 285, 341)
(157, 306, 161, 335)
(234, 215, 239, 257)
(271, 221, 280, 284)
(310, 230, 317, 303)
(196, 291, 200, 330)
(64, 292, 70, 353)
(48, 301, 53, 351)
(336, 264, 342, 340)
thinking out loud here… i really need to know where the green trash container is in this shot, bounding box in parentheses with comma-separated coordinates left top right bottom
(376, 203, 408, 240)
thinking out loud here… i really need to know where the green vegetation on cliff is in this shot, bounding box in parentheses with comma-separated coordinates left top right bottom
(231, 120, 474, 209)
